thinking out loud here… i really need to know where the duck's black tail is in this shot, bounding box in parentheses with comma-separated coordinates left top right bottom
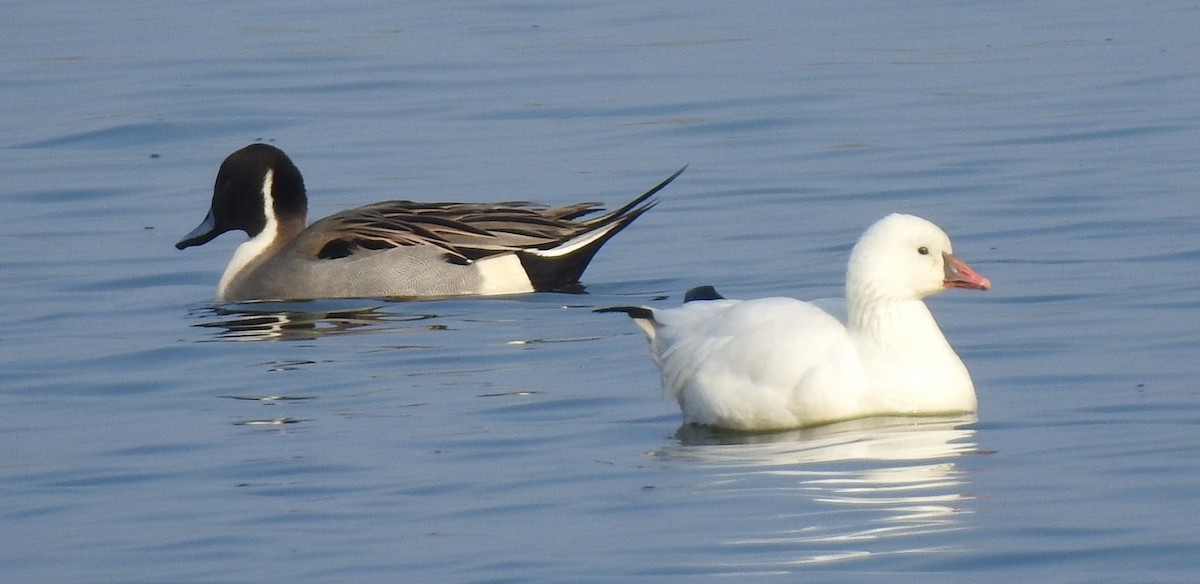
(519, 166, 686, 292)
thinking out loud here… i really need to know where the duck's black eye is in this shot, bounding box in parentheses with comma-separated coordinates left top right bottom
(917, 246, 929, 255)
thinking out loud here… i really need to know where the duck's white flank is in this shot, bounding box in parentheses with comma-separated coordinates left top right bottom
(474, 254, 536, 295)
(217, 170, 278, 301)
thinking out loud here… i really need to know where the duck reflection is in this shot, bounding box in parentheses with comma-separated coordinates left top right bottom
(188, 299, 440, 341)
(662, 416, 980, 567)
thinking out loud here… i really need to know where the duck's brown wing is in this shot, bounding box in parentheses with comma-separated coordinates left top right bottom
(296, 201, 607, 264)
(293, 165, 685, 283)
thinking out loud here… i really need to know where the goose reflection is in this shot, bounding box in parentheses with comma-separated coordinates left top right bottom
(661, 415, 980, 568)
(188, 300, 440, 341)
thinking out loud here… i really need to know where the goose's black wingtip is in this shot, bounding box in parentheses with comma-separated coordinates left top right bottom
(594, 306, 655, 320)
(683, 285, 725, 302)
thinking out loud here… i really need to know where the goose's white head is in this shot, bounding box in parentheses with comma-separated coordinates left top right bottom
(846, 213, 990, 302)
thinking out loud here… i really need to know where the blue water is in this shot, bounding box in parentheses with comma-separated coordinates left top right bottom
(2, 1, 1199, 582)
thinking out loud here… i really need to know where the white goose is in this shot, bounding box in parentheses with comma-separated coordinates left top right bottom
(601, 213, 990, 431)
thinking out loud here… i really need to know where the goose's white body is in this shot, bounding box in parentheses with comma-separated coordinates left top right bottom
(612, 214, 990, 431)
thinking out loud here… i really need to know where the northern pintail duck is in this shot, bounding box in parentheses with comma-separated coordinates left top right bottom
(177, 144, 684, 301)
(600, 214, 990, 431)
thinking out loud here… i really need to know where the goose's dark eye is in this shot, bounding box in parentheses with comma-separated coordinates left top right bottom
(917, 246, 929, 255)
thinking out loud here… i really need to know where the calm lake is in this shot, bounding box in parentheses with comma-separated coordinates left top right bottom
(2, 1, 1198, 582)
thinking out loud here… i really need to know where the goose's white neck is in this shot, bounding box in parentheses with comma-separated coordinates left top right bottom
(849, 296, 943, 351)
(217, 170, 279, 301)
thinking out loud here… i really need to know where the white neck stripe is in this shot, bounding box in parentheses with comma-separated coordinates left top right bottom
(217, 170, 279, 300)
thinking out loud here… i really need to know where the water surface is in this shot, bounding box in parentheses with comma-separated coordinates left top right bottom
(2, 1, 1198, 582)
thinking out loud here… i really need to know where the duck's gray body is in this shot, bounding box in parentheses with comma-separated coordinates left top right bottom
(219, 239, 497, 300)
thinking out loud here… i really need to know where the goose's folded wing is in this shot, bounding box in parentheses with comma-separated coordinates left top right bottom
(652, 298, 866, 416)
